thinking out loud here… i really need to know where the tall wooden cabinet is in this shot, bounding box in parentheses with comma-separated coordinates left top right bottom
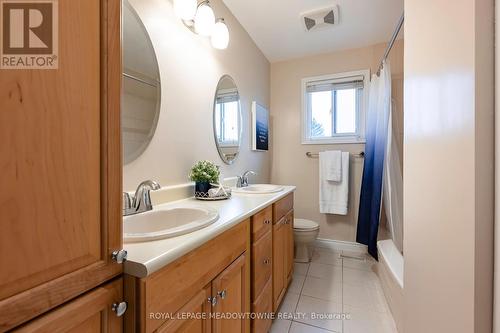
(0, 0, 123, 330)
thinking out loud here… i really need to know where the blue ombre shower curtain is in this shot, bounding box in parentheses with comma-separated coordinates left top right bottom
(356, 61, 392, 259)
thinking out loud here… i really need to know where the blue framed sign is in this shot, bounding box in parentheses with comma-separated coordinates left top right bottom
(252, 101, 269, 151)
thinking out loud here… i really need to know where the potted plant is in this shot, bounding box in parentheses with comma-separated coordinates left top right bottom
(189, 160, 220, 194)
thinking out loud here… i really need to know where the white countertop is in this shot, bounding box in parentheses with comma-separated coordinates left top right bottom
(124, 186, 296, 278)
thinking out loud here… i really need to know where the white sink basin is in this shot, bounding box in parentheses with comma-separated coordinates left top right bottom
(124, 206, 219, 243)
(233, 184, 284, 194)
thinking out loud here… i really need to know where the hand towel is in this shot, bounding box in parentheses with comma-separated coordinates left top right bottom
(320, 151, 349, 215)
(319, 151, 342, 182)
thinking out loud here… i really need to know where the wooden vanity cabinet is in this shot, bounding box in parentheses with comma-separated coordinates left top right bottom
(126, 220, 250, 333)
(250, 206, 273, 333)
(0, 0, 122, 330)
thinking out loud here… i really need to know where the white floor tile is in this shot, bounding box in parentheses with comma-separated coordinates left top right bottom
(278, 291, 300, 315)
(311, 248, 343, 266)
(341, 252, 376, 271)
(270, 319, 292, 333)
(343, 280, 389, 313)
(301, 276, 342, 303)
(342, 267, 379, 286)
(288, 274, 306, 294)
(294, 295, 343, 332)
(289, 321, 336, 333)
(343, 304, 398, 333)
(294, 262, 310, 276)
(308, 262, 342, 281)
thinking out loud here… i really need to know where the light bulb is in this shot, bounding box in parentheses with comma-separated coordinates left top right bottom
(194, 2, 215, 36)
(174, 0, 197, 21)
(211, 19, 229, 49)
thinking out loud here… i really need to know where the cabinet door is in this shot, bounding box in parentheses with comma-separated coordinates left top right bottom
(212, 255, 247, 333)
(284, 211, 294, 283)
(0, 0, 122, 330)
(272, 221, 285, 311)
(12, 278, 123, 333)
(251, 230, 272, 301)
(156, 285, 212, 333)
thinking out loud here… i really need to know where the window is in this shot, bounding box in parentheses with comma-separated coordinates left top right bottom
(302, 70, 369, 144)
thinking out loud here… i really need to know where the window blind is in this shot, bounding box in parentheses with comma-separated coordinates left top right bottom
(306, 75, 364, 93)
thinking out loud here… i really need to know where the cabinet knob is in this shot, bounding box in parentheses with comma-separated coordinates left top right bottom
(111, 302, 128, 317)
(218, 289, 227, 299)
(208, 296, 218, 306)
(264, 219, 271, 225)
(111, 250, 128, 264)
(263, 258, 271, 265)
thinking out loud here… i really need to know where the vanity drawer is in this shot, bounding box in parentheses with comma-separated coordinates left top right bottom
(273, 193, 294, 223)
(251, 278, 272, 333)
(251, 230, 272, 300)
(140, 220, 248, 332)
(251, 206, 273, 242)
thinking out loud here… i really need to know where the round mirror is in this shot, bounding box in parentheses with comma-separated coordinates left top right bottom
(122, 0, 161, 164)
(213, 75, 242, 165)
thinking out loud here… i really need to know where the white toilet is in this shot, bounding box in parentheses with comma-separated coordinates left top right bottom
(293, 218, 320, 263)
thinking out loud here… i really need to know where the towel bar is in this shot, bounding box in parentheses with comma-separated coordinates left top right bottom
(305, 151, 365, 158)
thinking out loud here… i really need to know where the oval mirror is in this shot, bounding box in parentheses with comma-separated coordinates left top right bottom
(213, 75, 242, 165)
(122, 0, 161, 164)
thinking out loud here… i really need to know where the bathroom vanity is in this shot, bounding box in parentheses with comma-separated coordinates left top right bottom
(122, 188, 295, 333)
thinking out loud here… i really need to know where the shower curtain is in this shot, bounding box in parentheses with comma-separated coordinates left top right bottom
(356, 61, 392, 259)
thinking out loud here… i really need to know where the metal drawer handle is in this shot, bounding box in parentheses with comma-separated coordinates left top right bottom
(111, 302, 128, 317)
(208, 296, 218, 306)
(218, 289, 227, 299)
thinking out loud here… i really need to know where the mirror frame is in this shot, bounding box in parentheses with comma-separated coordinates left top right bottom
(213, 75, 242, 165)
(122, 0, 162, 165)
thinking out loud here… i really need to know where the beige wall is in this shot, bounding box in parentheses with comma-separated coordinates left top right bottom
(270, 40, 403, 241)
(123, 0, 271, 191)
(404, 0, 494, 332)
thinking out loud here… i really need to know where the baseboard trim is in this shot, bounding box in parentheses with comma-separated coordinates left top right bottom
(314, 238, 368, 254)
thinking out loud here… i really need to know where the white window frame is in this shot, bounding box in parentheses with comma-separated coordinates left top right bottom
(301, 69, 370, 145)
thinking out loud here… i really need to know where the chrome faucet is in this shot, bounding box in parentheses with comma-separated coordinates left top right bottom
(236, 171, 257, 188)
(123, 180, 161, 216)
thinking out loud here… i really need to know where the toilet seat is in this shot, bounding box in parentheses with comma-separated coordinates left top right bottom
(294, 218, 319, 231)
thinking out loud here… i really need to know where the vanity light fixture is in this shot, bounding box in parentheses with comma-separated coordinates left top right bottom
(194, 1, 215, 36)
(178, 0, 230, 50)
(173, 0, 197, 21)
(211, 18, 229, 49)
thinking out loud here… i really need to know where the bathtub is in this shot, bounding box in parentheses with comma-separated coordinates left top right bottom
(376, 239, 404, 332)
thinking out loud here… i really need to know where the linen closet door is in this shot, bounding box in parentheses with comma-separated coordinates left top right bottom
(0, 0, 122, 330)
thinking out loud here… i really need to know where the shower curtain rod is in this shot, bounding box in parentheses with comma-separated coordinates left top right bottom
(376, 13, 404, 76)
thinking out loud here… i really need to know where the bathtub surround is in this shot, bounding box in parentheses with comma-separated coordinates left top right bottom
(404, 0, 494, 332)
(123, 0, 270, 191)
(270, 40, 403, 242)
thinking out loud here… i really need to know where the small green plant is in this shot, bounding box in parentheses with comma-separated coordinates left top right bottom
(189, 160, 220, 183)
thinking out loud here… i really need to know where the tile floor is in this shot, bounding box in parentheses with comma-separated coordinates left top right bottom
(270, 247, 398, 333)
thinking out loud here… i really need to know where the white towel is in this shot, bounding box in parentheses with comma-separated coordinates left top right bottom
(319, 151, 349, 215)
(319, 151, 342, 182)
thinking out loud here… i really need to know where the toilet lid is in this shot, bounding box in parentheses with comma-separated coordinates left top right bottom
(294, 218, 319, 230)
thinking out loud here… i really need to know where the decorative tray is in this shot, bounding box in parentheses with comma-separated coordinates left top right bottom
(194, 191, 232, 201)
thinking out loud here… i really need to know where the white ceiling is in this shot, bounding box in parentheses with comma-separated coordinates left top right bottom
(222, 0, 404, 62)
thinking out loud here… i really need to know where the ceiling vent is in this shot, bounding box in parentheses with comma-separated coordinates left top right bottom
(301, 5, 339, 32)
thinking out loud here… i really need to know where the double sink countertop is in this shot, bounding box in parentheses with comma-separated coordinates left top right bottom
(123, 185, 296, 278)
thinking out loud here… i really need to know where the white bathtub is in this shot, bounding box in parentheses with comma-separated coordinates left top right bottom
(376, 239, 404, 332)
